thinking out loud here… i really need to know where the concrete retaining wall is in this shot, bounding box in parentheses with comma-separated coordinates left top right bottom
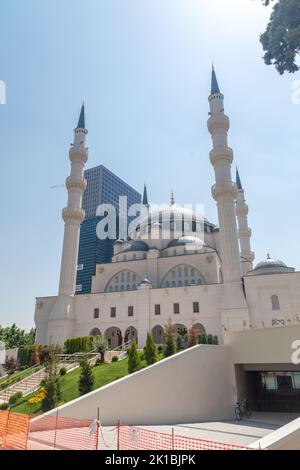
(38, 345, 234, 426)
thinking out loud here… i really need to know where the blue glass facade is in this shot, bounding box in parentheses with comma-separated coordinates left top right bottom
(76, 165, 141, 294)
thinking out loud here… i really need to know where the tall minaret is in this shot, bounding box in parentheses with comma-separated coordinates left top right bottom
(142, 184, 150, 211)
(235, 168, 255, 274)
(207, 66, 249, 331)
(48, 104, 88, 343)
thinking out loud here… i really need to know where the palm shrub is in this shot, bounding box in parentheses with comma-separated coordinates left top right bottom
(78, 357, 94, 396)
(176, 334, 185, 351)
(94, 336, 108, 363)
(163, 321, 177, 358)
(145, 332, 158, 365)
(128, 341, 141, 374)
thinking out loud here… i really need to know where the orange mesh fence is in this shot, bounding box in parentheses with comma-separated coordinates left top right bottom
(0, 410, 9, 447)
(0, 411, 30, 450)
(118, 424, 254, 451)
(28, 415, 98, 450)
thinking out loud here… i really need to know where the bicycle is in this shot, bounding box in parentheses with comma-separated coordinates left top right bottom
(235, 399, 252, 421)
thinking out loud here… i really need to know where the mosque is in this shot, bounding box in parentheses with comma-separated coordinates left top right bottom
(34, 68, 299, 351)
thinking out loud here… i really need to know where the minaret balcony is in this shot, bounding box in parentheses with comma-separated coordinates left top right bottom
(236, 204, 249, 216)
(207, 114, 230, 134)
(212, 182, 237, 201)
(66, 176, 87, 192)
(239, 228, 252, 239)
(62, 207, 85, 224)
(69, 146, 88, 163)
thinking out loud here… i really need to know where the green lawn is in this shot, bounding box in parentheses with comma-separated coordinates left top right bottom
(12, 357, 151, 415)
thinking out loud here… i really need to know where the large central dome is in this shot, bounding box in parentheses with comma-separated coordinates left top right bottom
(131, 205, 215, 240)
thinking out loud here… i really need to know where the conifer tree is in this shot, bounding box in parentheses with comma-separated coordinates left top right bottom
(145, 332, 158, 365)
(78, 357, 94, 395)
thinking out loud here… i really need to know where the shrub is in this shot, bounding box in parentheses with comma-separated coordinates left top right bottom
(163, 321, 176, 358)
(158, 346, 163, 354)
(0, 403, 9, 410)
(9, 392, 23, 405)
(112, 356, 119, 363)
(128, 341, 141, 374)
(41, 354, 62, 412)
(94, 357, 101, 367)
(176, 334, 185, 351)
(5, 357, 20, 373)
(95, 337, 108, 363)
(145, 332, 158, 366)
(59, 367, 67, 376)
(187, 325, 200, 348)
(64, 336, 95, 354)
(78, 358, 94, 396)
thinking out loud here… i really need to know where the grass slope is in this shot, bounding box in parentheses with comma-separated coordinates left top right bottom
(12, 357, 149, 415)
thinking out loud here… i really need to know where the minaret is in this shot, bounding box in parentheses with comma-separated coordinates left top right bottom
(207, 66, 249, 331)
(142, 184, 150, 210)
(48, 104, 88, 343)
(235, 168, 255, 274)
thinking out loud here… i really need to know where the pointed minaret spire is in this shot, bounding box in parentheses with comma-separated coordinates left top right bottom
(170, 191, 175, 206)
(77, 101, 86, 129)
(143, 184, 149, 207)
(211, 63, 221, 95)
(235, 167, 255, 274)
(236, 167, 243, 191)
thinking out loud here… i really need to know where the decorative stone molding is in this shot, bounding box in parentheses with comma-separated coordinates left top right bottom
(66, 176, 87, 191)
(207, 114, 230, 134)
(62, 207, 85, 223)
(69, 147, 88, 163)
(212, 182, 237, 201)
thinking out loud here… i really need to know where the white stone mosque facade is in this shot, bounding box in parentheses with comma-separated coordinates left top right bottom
(35, 69, 300, 349)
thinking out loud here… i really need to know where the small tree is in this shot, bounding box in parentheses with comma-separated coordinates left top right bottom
(163, 321, 177, 358)
(5, 356, 19, 373)
(145, 332, 158, 366)
(187, 324, 200, 348)
(176, 334, 185, 351)
(94, 336, 108, 363)
(128, 341, 141, 374)
(30, 344, 40, 366)
(41, 351, 62, 412)
(78, 357, 94, 395)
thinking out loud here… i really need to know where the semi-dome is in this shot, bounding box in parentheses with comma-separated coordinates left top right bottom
(120, 241, 149, 253)
(250, 255, 295, 275)
(167, 236, 204, 249)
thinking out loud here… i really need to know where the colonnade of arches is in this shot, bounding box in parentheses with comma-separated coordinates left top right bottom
(89, 326, 138, 350)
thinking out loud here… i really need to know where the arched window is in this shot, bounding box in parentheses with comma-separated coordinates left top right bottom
(271, 295, 280, 311)
(161, 265, 206, 288)
(105, 271, 141, 293)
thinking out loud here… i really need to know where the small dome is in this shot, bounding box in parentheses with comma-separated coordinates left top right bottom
(121, 241, 149, 253)
(251, 255, 295, 275)
(138, 278, 152, 288)
(114, 239, 123, 245)
(167, 236, 204, 249)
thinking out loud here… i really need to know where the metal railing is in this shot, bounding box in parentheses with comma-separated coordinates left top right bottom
(0, 364, 43, 392)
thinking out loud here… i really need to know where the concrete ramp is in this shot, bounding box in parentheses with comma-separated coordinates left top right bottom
(250, 417, 300, 450)
(37, 345, 234, 426)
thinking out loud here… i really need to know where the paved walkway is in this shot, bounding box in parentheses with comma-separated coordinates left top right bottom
(98, 412, 299, 450)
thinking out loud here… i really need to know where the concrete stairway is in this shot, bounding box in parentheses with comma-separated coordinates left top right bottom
(0, 362, 76, 403)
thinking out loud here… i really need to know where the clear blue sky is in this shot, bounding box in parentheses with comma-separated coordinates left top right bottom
(1, 0, 299, 330)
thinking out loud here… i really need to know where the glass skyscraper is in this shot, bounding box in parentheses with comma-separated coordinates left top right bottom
(76, 165, 141, 294)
